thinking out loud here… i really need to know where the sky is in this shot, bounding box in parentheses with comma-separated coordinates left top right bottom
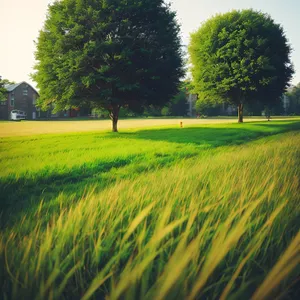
(0, 0, 299, 89)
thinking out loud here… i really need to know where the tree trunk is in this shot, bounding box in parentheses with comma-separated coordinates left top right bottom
(238, 103, 244, 123)
(110, 105, 120, 132)
(112, 118, 118, 132)
(266, 109, 271, 121)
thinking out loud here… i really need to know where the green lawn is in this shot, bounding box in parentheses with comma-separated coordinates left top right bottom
(0, 117, 298, 137)
(0, 120, 300, 299)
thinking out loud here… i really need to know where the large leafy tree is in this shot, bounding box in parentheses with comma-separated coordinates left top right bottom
(33, 0, 184, 131)
(189, 9, 294, 122)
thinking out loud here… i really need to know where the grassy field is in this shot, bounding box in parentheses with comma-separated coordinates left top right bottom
(0, 116, 296, 137)
(0, 119, 300, 299)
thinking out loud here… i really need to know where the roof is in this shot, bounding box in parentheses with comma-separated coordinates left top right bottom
(5, 82, 22, 91)
(5, 81, 39, 96)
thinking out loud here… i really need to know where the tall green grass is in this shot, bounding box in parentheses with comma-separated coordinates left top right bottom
(0, 127, 300, 299)
(1, 120, 300, 222)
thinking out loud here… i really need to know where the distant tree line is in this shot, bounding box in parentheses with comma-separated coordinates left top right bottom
(195, 99, 286, 117)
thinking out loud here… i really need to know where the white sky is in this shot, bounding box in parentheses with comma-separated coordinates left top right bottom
(0, 0, 299, 88)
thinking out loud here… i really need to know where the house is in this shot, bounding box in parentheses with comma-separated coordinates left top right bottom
(0, 82, 39, 120)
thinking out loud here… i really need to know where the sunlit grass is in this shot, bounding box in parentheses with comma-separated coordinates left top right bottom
(1, 120, 300, 179)
(0, 121, 300, 299)
(0, 117, 299, 137)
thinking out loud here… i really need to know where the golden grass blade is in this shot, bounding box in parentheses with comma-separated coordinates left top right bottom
(81, 272, 113, 300)
(252, 231, 300, 300)
(220, 202, 287, 300)
(121, 202, 156, 245)
(188, 199, 263, 300)
(155, 236, 200, 300)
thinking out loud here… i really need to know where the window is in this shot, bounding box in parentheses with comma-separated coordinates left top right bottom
(0, 100, 6, 106)
(10, 96, 15, 106)
(23, 88, 28, 96)
(32, 94, 37, 105)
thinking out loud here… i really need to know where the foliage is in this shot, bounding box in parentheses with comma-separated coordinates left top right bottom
(91, 107, 109, 118)
(0, 78, 15, 85)
(181, 78, 195, 94)
(143, 105, 162, 117)
(118, 107, 137, 118)
(286, 83, 300, 114)
(32, 0, 184, 131)
(158, 81, 190, 117)
(243, 101, 264, 116)
(0, 121, 300, 299)
(161, 106, 171, 116)
(194, 100, 284, 117)
(0, 76, 8, 101)
(243, 99, 285, 117)
(170, 89, 188, 116)
(195, 101, 223, 116)
(189, 9, 294, 122)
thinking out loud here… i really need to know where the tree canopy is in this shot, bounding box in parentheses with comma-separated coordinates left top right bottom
(33, 0, 184, 131)
(189, 9, 294, 122)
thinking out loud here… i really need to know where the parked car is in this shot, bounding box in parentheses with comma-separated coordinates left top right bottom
(10, 110, 26, 121)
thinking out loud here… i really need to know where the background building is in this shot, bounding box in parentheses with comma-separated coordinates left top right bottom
(0, 81, 91, 120)
(0, 82, 39, 120)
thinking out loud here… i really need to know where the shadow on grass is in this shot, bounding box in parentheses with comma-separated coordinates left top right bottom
(115, 120, 300, 146)
(0, 152, 196, 227)
(1, 120, 300, 227)
(0, 157, 136, 225)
